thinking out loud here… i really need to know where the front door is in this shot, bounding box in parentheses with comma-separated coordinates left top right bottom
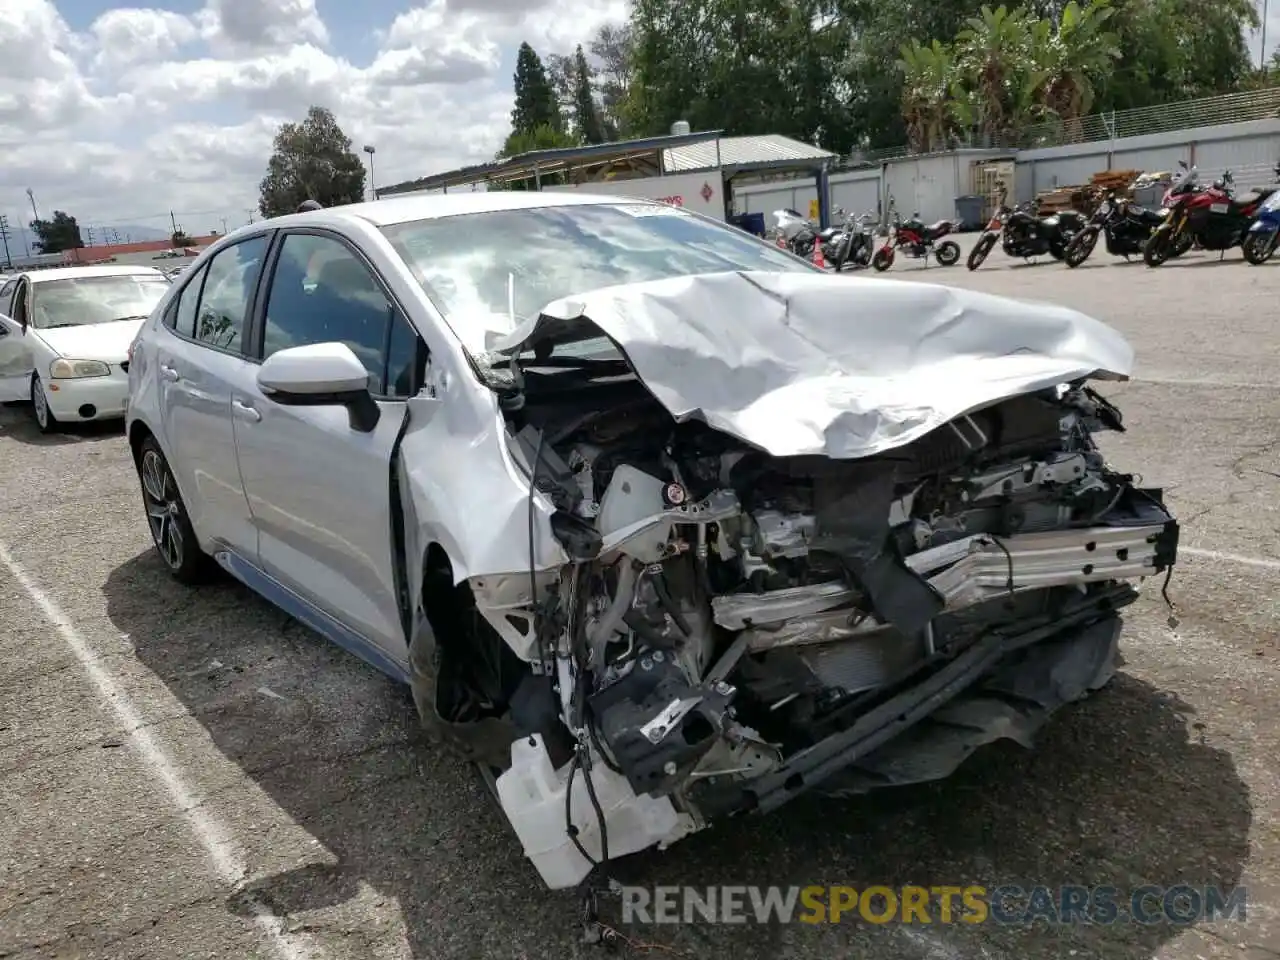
(232, 230, 422, 660)
(0, 279, 33, 401)
(155, 235, 269, 559)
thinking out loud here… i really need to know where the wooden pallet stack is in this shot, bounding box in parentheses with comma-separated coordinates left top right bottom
(1032, 169, 1144, 216)
(1034, 186, 1091, 214)
(1089, 169, 1141, 196)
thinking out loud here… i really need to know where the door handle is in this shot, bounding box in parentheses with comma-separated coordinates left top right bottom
(232, 399, 260, 422)
(159, 364, 180, 382)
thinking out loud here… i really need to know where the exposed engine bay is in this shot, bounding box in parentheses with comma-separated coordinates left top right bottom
(461, 368, 1177, 889)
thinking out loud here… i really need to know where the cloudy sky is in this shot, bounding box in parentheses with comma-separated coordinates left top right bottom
(0, 0, 626, 243)
(0, 0, 1276, 245)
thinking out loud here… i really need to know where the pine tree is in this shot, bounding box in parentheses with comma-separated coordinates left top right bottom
(510, 42, 562, 135)
(571, 45, 606, 144)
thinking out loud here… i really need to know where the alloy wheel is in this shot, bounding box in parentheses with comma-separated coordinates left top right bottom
(141, 449, 184, 570)
(32, 379, 49, 430)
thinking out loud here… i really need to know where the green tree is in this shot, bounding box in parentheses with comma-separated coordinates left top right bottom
(511, 42, 562, 135)
(1028, 0, 1121, 132)
(898, 40, 964, 152)
(491, 124, 580, 190)
(953, 5, 1033, 142)
(257, 106, 366, 218)
(30, 211, 84, 254)
(626, 0, 852, 150)
(571, 45, 606, 143)
(590, 23, 636, 138)
(171, 229, 192, 247)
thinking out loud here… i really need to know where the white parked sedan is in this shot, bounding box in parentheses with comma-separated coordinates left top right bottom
(0, 265, 171, 432)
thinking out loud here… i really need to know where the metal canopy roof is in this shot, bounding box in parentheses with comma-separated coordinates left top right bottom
(378, 129, 726, 195)
(663, 133, 836, 177)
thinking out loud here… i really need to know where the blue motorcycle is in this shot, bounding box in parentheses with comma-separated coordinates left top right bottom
(1242, 162, 1280, 264)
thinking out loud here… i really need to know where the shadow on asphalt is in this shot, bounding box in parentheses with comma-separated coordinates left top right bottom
(0, 405, 124, 446)
(103, 551, 1252, 960)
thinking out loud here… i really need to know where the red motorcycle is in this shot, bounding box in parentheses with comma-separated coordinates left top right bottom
(871, 207, 961, 271)
(1144, 160, 1275, 266)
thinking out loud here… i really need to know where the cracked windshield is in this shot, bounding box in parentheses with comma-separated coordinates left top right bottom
(383, 203, 807, 355)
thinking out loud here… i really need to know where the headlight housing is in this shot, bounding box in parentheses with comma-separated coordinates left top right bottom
(50, 358, 111, 379)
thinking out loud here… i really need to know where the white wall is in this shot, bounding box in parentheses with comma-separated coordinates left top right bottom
(1014, 117, 1280, 202)
(543, 171, 726, 219)
(734, 169, 878, 220)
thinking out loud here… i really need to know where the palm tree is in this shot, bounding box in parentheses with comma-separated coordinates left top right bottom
(1030, 0, 1122, 138)
(898, 40, 963, 152)
(954, 5, 1033, 141)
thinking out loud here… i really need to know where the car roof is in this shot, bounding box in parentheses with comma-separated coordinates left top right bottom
(24, 265, 167, 284)
(248, 190, 655, 233)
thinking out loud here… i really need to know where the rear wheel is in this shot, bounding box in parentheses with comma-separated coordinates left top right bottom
(871, 247, 894, 272)
(1064, 228, 1098, 268)
(935, 240, 961, 266)
(137, 437, 213, 584)
(967, 232, 997, 270)
(1242, 230, 1278, 265)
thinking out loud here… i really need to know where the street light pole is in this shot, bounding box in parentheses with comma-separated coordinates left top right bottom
(363, 145, 377, 201)
(1263, 0, 1270, 73)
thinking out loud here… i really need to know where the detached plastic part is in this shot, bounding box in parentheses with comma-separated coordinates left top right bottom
(496, 734, 690, 889)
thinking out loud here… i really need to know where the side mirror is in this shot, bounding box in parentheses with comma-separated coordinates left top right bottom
(257, 342, 380, 432)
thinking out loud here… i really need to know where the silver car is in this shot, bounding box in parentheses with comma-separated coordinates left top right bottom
(125, 192, 1179, 889)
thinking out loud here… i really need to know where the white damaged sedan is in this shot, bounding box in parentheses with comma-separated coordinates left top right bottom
(0, 265, 171, 432)
(124, 193, 1179, 890)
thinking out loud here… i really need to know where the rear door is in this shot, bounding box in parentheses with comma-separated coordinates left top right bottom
(232, 228, 424, 660)
(154, 235, 271, 558)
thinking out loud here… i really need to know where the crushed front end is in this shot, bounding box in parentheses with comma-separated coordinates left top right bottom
(471, 376, 1177, 889)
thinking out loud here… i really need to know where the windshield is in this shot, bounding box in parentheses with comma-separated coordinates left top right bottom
(30, 274, 170, 329)
(381, 202, 814, 355)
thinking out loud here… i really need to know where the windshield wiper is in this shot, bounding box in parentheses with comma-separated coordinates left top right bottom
(108, 315, 150, 323)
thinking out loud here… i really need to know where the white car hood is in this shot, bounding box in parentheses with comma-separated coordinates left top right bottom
(491, 270, 1134, 459)
(34, 319, 144, 363)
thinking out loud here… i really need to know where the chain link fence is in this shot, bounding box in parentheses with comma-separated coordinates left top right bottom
(842, 85, 1280, 168)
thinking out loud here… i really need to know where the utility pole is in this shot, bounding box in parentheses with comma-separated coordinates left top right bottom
(0, 215, 13, 270)
(86, 227, 95, 246)
(363, 144, 377, 200)
(221, 217, 228, 234)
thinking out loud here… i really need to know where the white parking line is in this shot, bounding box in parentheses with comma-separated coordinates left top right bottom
(1133, 376, 1275, 389)
(1181, 546, 1280, 571)
(0, 538, 319, 960)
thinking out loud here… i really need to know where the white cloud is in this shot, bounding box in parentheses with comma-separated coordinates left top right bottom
(0, 0, 625, 236)
(89, 8, 198, 69)
(197, 0, 328, 54)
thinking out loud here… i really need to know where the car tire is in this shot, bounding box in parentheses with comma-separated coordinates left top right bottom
(30, 376, 59, 434)
(136, 436, 213, 584)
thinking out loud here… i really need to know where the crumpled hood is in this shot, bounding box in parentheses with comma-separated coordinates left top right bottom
(494, 270, 1134, 459)
(34, 319, 143, 363)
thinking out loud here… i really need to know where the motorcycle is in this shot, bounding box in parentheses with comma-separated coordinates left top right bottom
(870, 206, 960, 271)
(1143, 160, 1278, 266)
(826, 206, 877, 269)
(1241, 160, 1280, 265)
(966, 181, 1086, 270)
(1064, 190, 1166, 267)
(771, 208, 818, 258)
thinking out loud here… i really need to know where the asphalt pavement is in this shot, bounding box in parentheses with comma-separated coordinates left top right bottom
(2, 237, 1279, 959)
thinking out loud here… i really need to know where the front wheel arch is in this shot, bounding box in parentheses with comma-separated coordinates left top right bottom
(408, 544, 535, 769)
